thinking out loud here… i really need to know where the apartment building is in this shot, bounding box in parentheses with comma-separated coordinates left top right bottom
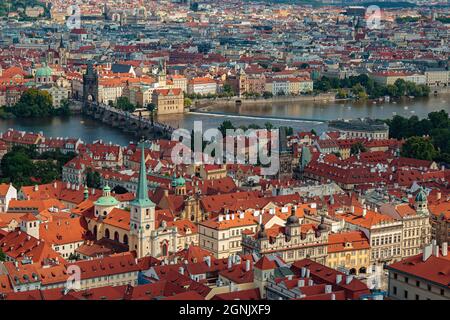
(198, 211, 259, 259)
(326, 231, 370, 275)
(379, 189, 431, 258)
(338, 206, 403, 265)
(242, 206, 328, 265)
(386, 241, 449, 300)
(187, 77, 217, 95)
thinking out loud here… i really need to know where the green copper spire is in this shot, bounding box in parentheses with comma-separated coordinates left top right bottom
(131, 141, 155, 208)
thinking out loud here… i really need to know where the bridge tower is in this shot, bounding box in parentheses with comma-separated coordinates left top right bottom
(83, 62, 99, 105)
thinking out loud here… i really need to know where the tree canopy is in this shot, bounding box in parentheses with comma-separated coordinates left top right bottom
(386, 110, 450, 164)
(0, 146, 76, 188)
(8, 88, 54, 118)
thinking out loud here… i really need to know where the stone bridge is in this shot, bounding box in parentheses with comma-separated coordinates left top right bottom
(82, 102, 175, 140)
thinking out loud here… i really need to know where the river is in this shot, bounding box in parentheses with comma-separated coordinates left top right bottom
(0, 94, 448, 146)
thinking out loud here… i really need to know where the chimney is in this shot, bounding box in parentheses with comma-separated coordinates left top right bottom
(34, 185, 38, 191)
(362, 208, 367, 217)
(433, 245, 440, 258)
(305, 269, 310, 278)
(308, 279, 313, 286)
(297, 279, 305, 287)
(245, 259, 251, 272)
(227, 256, 232, 269)
(301, 267, 306, 278)
(325, 284, 332, 293)
(204, 256, 211, 268)
(350, 206, 355, 213)
(179, 267, 184, 275)
(346, 275, 353, 285)
(53, 181, 57, 189)
(436, 192, 441, 201)
(331, 293, 336, 300)
(422, 244, 432, 261)
(442, 242, 448, 257)
(336, 274, 342, 284)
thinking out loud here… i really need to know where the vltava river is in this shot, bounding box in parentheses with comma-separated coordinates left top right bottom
(0, 94, 448, 146)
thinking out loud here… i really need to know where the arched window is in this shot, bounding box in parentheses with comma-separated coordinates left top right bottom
(123, 234, 128, 245)
(114, 231, 119, 242)
(162, 242, 168, 256)
(105, 228, 110, 239)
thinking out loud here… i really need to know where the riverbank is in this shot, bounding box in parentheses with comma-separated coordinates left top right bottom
(192, 93, 337, 110)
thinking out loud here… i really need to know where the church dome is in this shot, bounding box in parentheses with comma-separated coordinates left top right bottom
(176, 176, 186, 186)
(415, 188, 427, 202)
(94, 185, 119, 207)
(36, 65, 53, 78)
(171, 174, 186, 187)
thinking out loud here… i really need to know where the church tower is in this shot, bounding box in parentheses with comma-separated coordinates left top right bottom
(129, 142, 156, 258)
(157, 60, 167, 87)
(277, 127, 293, 180)
(414, 188, 429, 216)
(58, 35, 68, 66)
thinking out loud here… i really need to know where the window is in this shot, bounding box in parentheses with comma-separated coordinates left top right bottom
(404, 290, 408, 299)
(394, 273, 398, 280)
(415, 294, 419, 300)
(441, 289, 444, 296)
(416, 280, 420, 287)
(393, 286, 397, 295)
(404, 277, 409, 284)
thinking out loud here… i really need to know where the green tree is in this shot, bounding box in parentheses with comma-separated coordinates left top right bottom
(9, 88, 54, 118)
(34, 160, 60, 183)
(86, 168, 101, 189)
(350, 142, 367, 155)
(116, 97, 135, 112)
(263, 91, 273, 99)
(222, 83, 234, 96)
(401, 137, 437, 161)
(428, 110, 449, 129)
(184, 98, 192, 107)
(218, 120, 236, 136)
(0, 247, 5, 262)
(264, 122, 274, 130)
(57, 99, 71, 116)
(0, 148, 35, 186)
(394, 79, 407, 97)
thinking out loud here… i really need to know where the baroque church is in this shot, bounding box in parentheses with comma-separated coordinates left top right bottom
(83, 142, 178, 258)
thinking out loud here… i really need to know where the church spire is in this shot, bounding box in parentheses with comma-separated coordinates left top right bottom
(131, 141, 155, 207)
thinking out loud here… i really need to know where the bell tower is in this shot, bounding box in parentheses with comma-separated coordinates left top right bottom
(129, 141, 156, 258)
(414, 187, 429, 216)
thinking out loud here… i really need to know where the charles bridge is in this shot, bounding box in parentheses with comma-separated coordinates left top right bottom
(82, 102, 175, 140)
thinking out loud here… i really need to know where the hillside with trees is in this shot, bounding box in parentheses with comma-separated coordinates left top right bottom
(385, 110, 450, 164)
